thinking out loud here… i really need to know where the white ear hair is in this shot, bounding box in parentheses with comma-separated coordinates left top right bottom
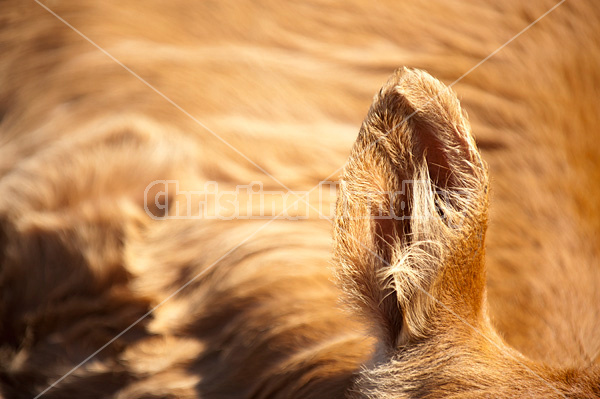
(334, 67, 489, 346)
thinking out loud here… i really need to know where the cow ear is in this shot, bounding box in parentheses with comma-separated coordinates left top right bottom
(334, 68, 489, 347)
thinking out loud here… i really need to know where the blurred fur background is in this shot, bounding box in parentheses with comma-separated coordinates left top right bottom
(0, 0, 599, 397)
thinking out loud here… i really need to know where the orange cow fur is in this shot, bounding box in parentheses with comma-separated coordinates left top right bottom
(0, 0, 599, 398)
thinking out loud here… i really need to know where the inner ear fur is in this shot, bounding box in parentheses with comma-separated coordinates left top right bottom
(334, 67, 489, 347)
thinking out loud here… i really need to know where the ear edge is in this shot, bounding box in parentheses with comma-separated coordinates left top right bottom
(334, 67, 489, 348)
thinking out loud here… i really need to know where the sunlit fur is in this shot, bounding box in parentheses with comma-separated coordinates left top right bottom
(336, 67, 599, 398)
(0, 1, 599, 398)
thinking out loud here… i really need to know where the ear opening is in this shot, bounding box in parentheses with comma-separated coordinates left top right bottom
(334, 67, 489, 348)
